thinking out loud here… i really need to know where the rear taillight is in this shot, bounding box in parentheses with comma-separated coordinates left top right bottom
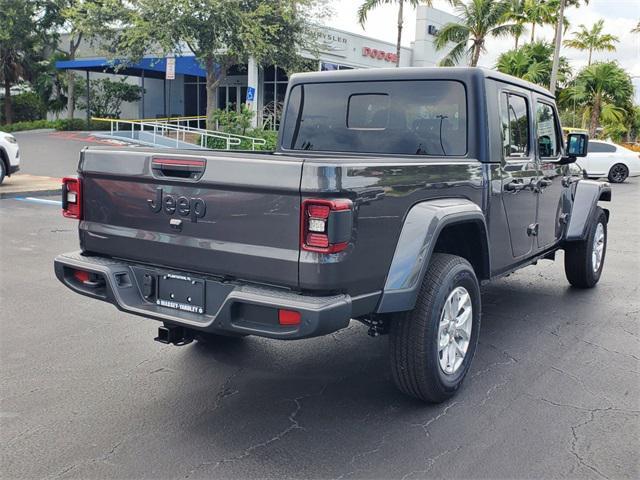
(62, 177, 82, 219)
(301, 199, 352, 253)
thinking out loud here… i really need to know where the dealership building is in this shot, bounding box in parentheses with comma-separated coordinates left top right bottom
(56, 6, 459, 127)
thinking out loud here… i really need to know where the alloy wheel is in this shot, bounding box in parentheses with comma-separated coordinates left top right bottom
(438, 286, 473, 375)
(592, 222, 605, 272)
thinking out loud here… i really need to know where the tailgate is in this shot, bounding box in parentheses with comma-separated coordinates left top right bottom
(78, 148, 302, 288)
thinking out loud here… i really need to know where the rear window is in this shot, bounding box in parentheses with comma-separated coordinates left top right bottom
(281, 80, 467, 156)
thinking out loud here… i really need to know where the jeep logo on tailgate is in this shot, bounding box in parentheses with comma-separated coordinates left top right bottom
(148, 188, 206, 223)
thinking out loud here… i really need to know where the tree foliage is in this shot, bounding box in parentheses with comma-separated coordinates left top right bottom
(564, 19, 618, 65)
(0, 0, 59, 123)
(77, 77, 143, 118)
(112, 0, 328, 129)
(560, 62, 633, 137)
(55, 0, 125, 118)
(435, 0, 518, 67)
(357, 0, 425, 67)
(496, 41, 570, 88)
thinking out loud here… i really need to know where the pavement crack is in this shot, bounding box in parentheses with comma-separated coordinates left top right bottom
(533, 396, 639, 480)
(185, 382, 331, 478)
(399, 446, 462, 480)
(471, 341, 518, 379)
(409, 401, 460, 438)
(569, 410, 611, 480)
(209, 367, 243, 412)
(578, 337, 639, 362)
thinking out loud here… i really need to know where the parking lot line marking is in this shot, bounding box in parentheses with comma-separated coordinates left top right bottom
(15, 197, 62, 206)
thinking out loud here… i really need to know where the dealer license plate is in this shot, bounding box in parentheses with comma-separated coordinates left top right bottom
(157, 273, 205, 314)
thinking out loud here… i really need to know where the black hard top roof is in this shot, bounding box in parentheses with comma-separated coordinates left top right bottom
(289, 66, 554, 99)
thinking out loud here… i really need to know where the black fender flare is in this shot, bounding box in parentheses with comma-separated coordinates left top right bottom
(376, 198, 489, 314)
(565, 179, 611, 242)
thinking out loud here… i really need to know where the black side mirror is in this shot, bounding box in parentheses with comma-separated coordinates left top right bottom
(566, 132, 589, 157)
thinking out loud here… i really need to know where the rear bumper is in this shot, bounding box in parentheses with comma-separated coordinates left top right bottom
(54, 251, 352, 340)
(9, 164, 20, 175)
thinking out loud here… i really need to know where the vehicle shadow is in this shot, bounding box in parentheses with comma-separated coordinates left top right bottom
(133, 273, 608, 478)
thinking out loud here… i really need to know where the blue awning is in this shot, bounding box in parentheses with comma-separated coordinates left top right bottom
(55, 56, 207, 78)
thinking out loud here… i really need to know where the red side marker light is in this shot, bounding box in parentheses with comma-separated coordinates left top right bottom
(278, 309, 301, 326)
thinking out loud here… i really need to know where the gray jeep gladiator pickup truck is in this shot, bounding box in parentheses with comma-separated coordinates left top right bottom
(55, 67, 611, 403)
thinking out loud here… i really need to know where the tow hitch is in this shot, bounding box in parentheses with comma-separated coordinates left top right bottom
(154, 325, 193, 346)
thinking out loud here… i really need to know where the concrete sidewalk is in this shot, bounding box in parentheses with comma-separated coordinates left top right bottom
(0, 174, 61, 199)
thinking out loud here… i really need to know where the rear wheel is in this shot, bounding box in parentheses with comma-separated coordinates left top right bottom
(564, 207, 607, 288)
(389, 253, 481, 403)
(608, 163, 628, 183)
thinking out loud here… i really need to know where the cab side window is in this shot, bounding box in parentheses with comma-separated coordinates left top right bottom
(500, 93, 529, 158)
(536, 102, 561, 158)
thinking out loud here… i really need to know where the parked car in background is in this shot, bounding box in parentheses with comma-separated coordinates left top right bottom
(580, 140, 640, 183)
(0, 131, 20, 184)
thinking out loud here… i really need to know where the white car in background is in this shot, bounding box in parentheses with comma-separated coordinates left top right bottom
(579, 140, 640, 183)
(0, 131, 21, 184)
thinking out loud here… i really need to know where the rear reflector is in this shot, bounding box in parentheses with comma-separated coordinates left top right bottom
(278, 309, 301, 326)
(62, 177, 82, 219)
(73, 269, 91, 283)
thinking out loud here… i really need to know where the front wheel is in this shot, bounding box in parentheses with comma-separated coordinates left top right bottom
(608, 163, 628, 183)
(0, 160, 5, 185)
(564, 207, 607, 288)
(389, 253, 481, 403)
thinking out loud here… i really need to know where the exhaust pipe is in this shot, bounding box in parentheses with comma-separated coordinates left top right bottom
(154, 325, 193, 346)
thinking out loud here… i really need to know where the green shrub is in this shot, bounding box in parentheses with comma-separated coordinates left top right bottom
(0, 120, 56, 132)
(53, 118, 111, 131)
(0, 92, 47, 123)
(53, 118, 87, 131)
(0, 118, 113, 133)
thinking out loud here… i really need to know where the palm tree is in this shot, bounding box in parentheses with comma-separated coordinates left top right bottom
(562, 62, 633, 137)
(549, 0, 589, 95)
(564, 19, 619, 65)
(523, 0, 558, 43)
(505, 0, 527, 49)
(632, 21, 640, 33)
(357, 0, 425, 67)
(496, 41, 570, 87)
(435, 0, 517, 67)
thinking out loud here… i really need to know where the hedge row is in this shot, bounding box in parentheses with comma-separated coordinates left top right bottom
(0, 119, 112, 133)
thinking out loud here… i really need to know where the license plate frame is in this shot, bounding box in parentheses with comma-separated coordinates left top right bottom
(156, 273, 205, 314)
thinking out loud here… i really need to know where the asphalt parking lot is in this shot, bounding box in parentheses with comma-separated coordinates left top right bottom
(1, 132, 638, 479)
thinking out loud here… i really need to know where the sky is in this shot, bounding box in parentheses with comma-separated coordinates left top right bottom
(327, 0, 640, 102)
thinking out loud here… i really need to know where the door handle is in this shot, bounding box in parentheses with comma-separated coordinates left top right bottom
(538, 178, 553, 187)
(504, 178, 534, 193)
(536, 178, 553, 193)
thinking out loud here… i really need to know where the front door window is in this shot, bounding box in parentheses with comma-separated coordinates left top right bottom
(500, 91, 537, 258)
(535, 101, 565, 249)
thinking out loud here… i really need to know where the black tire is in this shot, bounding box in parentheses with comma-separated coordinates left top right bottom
(389, 253, 481, 403)
(0, 158, 5, 185)
(608, 163, 628, 183)
(564, 207, 607, 288)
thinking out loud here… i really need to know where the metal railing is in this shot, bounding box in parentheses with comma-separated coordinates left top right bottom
(92, 117, 267, 151)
